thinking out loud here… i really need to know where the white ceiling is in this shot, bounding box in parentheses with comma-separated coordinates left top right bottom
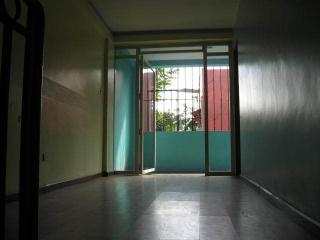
(89, 0, 240, 32)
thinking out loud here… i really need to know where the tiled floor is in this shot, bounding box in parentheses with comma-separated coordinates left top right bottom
(5, 175, 318, 239)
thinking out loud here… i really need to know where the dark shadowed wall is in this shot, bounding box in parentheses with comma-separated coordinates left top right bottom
(236, 0, 320, 222)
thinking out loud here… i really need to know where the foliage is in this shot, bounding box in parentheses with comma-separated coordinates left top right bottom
(156, 111, 176, 131)
(156, 105, 197, 132)
(155, 67, 178, 100)
(155, 67, 198, 132)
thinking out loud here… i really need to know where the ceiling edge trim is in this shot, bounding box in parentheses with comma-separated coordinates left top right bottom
(87, 0, 114, 37)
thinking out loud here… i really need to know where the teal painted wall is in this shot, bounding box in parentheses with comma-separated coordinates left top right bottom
(114, 59, 136, 171)
(155, 131, 231, 172)
(156, 132, 204, 172)
(208, 132, 231, 172)
(143, 132, 155, 169)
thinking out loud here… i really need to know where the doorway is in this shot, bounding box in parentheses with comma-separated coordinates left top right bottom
(114, 43, 238, 175)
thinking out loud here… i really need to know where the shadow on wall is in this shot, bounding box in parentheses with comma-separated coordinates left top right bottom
(114, 58, 136, 171)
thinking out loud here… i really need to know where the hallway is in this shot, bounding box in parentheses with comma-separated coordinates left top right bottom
(7, 175, 317, 240)
(2, 0, 320, 239)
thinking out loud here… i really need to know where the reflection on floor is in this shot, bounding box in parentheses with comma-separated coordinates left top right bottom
(6, 175, 318, 240)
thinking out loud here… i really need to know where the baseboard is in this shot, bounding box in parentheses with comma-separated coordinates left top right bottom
(114, 170, 139, 176)
(154, 171, 204, 174)
(241, 175, 320, 238)
(102, 171, 115, 177)
(6, 173, 102, 203)
(40, 173, 102, 193)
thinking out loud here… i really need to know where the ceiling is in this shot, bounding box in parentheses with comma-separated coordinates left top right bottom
(89, 0, 240, 32)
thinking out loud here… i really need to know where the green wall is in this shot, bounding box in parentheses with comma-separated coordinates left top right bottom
(114, 59, 136, 171)
(155, 131, 231, 172)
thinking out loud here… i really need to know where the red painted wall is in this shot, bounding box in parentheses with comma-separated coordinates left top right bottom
(142, 72, 155, 132)
(202, 68, 230, 131)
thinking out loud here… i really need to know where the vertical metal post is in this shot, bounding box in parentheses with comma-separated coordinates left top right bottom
(220, 66, 222, 130)
(227, 62, 230, 130)
(212, 63, 216, 131)
(203, 45, 209, 175)
(0, 24, 13, 240)
(198, 66, 201, 129)
(135, 49, 141, 174)
(184, 65, 187, 131)
(191, 67, 194, 131)
(232, 42, 241, 176)
(229, 42, 238, 176)
(177, 68, 180, 131)
(19, 2, 45, 240)
(102, 39, 109, 174)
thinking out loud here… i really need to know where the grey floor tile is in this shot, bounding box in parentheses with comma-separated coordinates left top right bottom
(4, 175, 318, 240)
(200, 216, 238, 240)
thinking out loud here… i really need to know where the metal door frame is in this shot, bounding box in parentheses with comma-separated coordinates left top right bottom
(115, 41, 240, 176)
(203, 42, 237, 176)
(138, 54, 157, 174)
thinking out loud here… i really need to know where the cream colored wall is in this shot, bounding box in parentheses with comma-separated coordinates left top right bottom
(103, 38, 115, 174)
(38, 0, 114, 187)
(4, 0, 115, 194)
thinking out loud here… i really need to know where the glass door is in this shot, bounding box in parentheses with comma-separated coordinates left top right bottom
(140, 57, 156, 174)
(205, 44, 233, 175)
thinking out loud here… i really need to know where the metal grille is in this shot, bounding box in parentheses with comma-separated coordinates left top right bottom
(155, 66, 203, 132)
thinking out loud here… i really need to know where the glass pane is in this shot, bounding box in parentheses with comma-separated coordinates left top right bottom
(142, 46, 202, 53)
(207, 56, 231, 172)
(144, 52, 205, 172)
(142, 64, 156, 170)
(207, 45, 229, 53)
(115, 48, 136, 56)
(114, 58, 137, 171)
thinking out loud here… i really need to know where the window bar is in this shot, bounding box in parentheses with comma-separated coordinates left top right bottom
(191, 67, 194, 131)
(213, 65, 216, 131)
(177, 67, 180, 131)
(162, 71, 165, 131)
(147, 70, 149, 131)
(220, 66, 223, 131)
(171, 87, 173, 131)
(227, 66, 230, 130)
(198, 66, 201, 129)
(184, 65, 187, 131)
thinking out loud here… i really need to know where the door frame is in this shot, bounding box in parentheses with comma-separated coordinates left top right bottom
(204, 42, 239, 176)
(138, 54, 157, 174)
(116, 41, 240, 176)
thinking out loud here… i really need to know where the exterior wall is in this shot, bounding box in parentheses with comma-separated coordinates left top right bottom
(206, 68, 230, 131)
(155, 131, 231, 172)
(142, 72, 155, 132)
(236, 0, 320, 222)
